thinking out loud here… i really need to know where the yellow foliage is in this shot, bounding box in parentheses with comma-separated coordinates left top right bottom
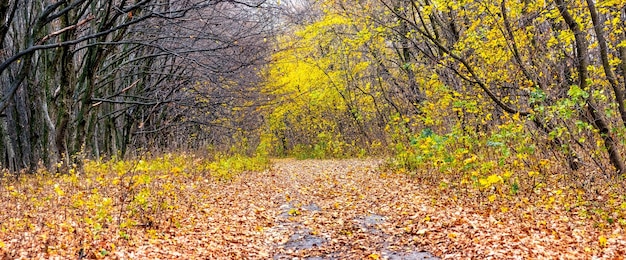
(479, 174, 503, 188)
(599, 235, 608, 247)
(53, 184, 64, 197)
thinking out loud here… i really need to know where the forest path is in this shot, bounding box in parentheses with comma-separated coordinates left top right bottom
(3, 157, 623, 258)
(262, 158, 437, 259)
(115, 158, 441, 259)
(111, 158, 607, 259)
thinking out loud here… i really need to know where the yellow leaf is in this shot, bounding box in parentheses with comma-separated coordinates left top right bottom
(53, 184, 64, 197)
(368, 253, 380, 260)
(599, 235, 607, 247)
(288, 208, 300, 216)
(488, 194, 497, 202)
(502, 171, 512, 179)
(463, 155, 477, 165)
(448, 232, 457, 239)
(486, 174, 503, 184)
(0, 240, 4, 248)
(512, 113, 520, 121)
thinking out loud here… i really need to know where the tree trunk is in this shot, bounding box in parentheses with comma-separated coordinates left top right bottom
(555, 0, 626, 174)
(585, 0, 626, 127)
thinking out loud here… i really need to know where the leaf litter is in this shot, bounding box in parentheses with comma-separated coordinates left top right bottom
(0, 157, 624, 259)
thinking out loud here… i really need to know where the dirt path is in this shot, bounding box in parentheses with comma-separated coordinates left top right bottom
(108, 158, 438, 259)
(262, 158, 437, 259)
(103, 158, 621, 259)
(5, 157, 625, 259)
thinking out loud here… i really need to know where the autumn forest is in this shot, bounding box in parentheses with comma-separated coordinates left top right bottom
(1, 0, 626, 258)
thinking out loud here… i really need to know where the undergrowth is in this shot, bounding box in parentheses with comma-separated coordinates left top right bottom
(0, 152, 269, 258)
(386, 125, 626, 241)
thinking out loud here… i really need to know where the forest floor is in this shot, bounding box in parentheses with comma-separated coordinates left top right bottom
(1, 158, 625, 259)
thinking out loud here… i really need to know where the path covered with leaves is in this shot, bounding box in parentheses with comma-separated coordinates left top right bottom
(1, 157, 625, 259)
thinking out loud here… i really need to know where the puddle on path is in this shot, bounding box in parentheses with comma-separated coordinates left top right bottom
(283, 228, 327, 250)
(275, 201, 328, 254)
(273, 202, 438, 259)
(278, 202, 322, 218)
(356, 214, 386, 226)
(354, 214, 386, 234)
(303, 203, 321, 211)
(382, 250, 440, 260)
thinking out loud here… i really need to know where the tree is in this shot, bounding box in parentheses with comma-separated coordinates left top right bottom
(0, 0, 278, 172)
(263, 0, 626, 174)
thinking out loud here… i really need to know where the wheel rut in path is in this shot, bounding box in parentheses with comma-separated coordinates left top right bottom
(262, 158, 438, 259)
